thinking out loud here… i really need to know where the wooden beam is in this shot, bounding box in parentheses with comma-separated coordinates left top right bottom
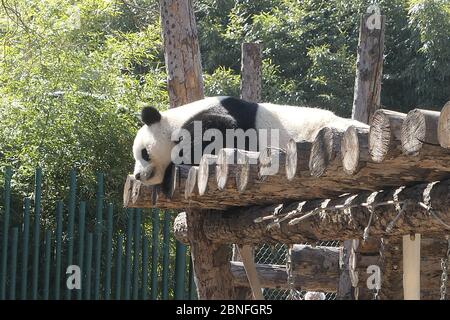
(197, 179, 450, 244)
(342, 126, 370, 175)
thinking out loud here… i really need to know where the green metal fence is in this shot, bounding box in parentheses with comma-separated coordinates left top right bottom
(0, 167, 195, 300)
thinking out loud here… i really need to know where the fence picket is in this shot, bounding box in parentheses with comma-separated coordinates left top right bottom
(105, 203, 113, 300)
(161, 211, 170, 300)
(1, 167, 12, 300)
(133, 209, 142, 300)
(9, 228, 18, 300)
(0, 169, 190, 301)
(55, 201, 63, 299)
(32, 168, 42, 300)
(43, 230, 51, 300)
(114, 235, 123, 300)
(84, 233, 93, 300)
(77, 202, 86, 300)
(124, 209, 133, 300)
(94, 173, 104, 300)
(20, 198, 31, 300)
(142, 234, 149, 300)
(65, 169, 76, 300)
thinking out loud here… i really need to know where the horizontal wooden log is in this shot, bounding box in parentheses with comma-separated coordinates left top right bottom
(341, 126, 370, 175)
(200, 179, 450, 244)
(123, 172, 229, 210)
(369, 109, 406, 162)
(286, 139, 312, 180)
(309, 126, 450, 190)
(124, 106, 450, 210)
(438, 101, 450, 149)
(232, 244, 339, 292)
(185, 166, 199, 199)
(309, 127, 347, 177)
(235, 150, 260, 193)
(198, 154, 218, 196)
(401, 108, 444, 156)
(176, 212, 450, 298)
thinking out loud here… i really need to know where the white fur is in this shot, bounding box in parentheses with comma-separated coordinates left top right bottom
(133, 97, 366, 185)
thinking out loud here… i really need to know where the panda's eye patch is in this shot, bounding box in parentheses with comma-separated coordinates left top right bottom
(141, 148, 150, 162)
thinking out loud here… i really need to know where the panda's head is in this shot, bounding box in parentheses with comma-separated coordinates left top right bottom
(133, 106, 174, 185)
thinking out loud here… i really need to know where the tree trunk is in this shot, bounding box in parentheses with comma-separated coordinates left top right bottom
(240, 43, 262, 103)
(351, 14, 385, 123)
(160, 0, 204, 108)
(186, 209, 236, 299)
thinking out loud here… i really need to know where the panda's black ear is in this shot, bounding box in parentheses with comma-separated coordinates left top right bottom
(141, 106, 161, 126)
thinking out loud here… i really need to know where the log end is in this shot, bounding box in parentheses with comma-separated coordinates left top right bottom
(185, 166, 198, 199)
(401, 109, 426, 155)
(309, 127, 338, 177)
(438, 101, 450, 149)
(236, 157, 251, 193)
(123, 175, 133, 207)
(198, 154, 217, 196)
(217, 149, 234, 190)
(369, 110, 393, 162)
(259, 147, 285, 178)
(342, 126, 361, 175)
(286, 139, 297, 181)
(401, 109, 440, 155)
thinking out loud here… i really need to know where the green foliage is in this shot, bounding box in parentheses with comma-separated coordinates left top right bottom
(0, 0, 449, 212)
(197, 0, 450, 113)
(204, 66, 240, 97)
(0, 0, 167, 207)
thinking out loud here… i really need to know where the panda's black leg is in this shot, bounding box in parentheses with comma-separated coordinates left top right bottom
(161, 162, 174, 197)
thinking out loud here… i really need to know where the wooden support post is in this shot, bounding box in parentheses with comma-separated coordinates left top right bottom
(186, 209, 236, 299)
(240, 43, 262, 103)
(352, 13, 385, 124)
(234, 42, 263, 300)
(160, 0, 235, 299)
(160, 0, 204, 108)
(403, 234, 421, 300)
(344, 11, 385, 300)
(238, 245, 264, 300)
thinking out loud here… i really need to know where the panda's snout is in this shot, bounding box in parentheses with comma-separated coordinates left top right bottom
(134, 168, 156, 182)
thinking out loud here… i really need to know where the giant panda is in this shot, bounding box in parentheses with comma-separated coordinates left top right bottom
(132, 96, 364, 190)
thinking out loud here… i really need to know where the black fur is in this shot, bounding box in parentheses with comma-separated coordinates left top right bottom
(180, 96, 259, 162)
(141, 106, 161, 126)
(162, 97, 259, 195)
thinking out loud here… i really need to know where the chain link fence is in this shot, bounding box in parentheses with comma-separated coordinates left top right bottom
(255, 241, 340, 300)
